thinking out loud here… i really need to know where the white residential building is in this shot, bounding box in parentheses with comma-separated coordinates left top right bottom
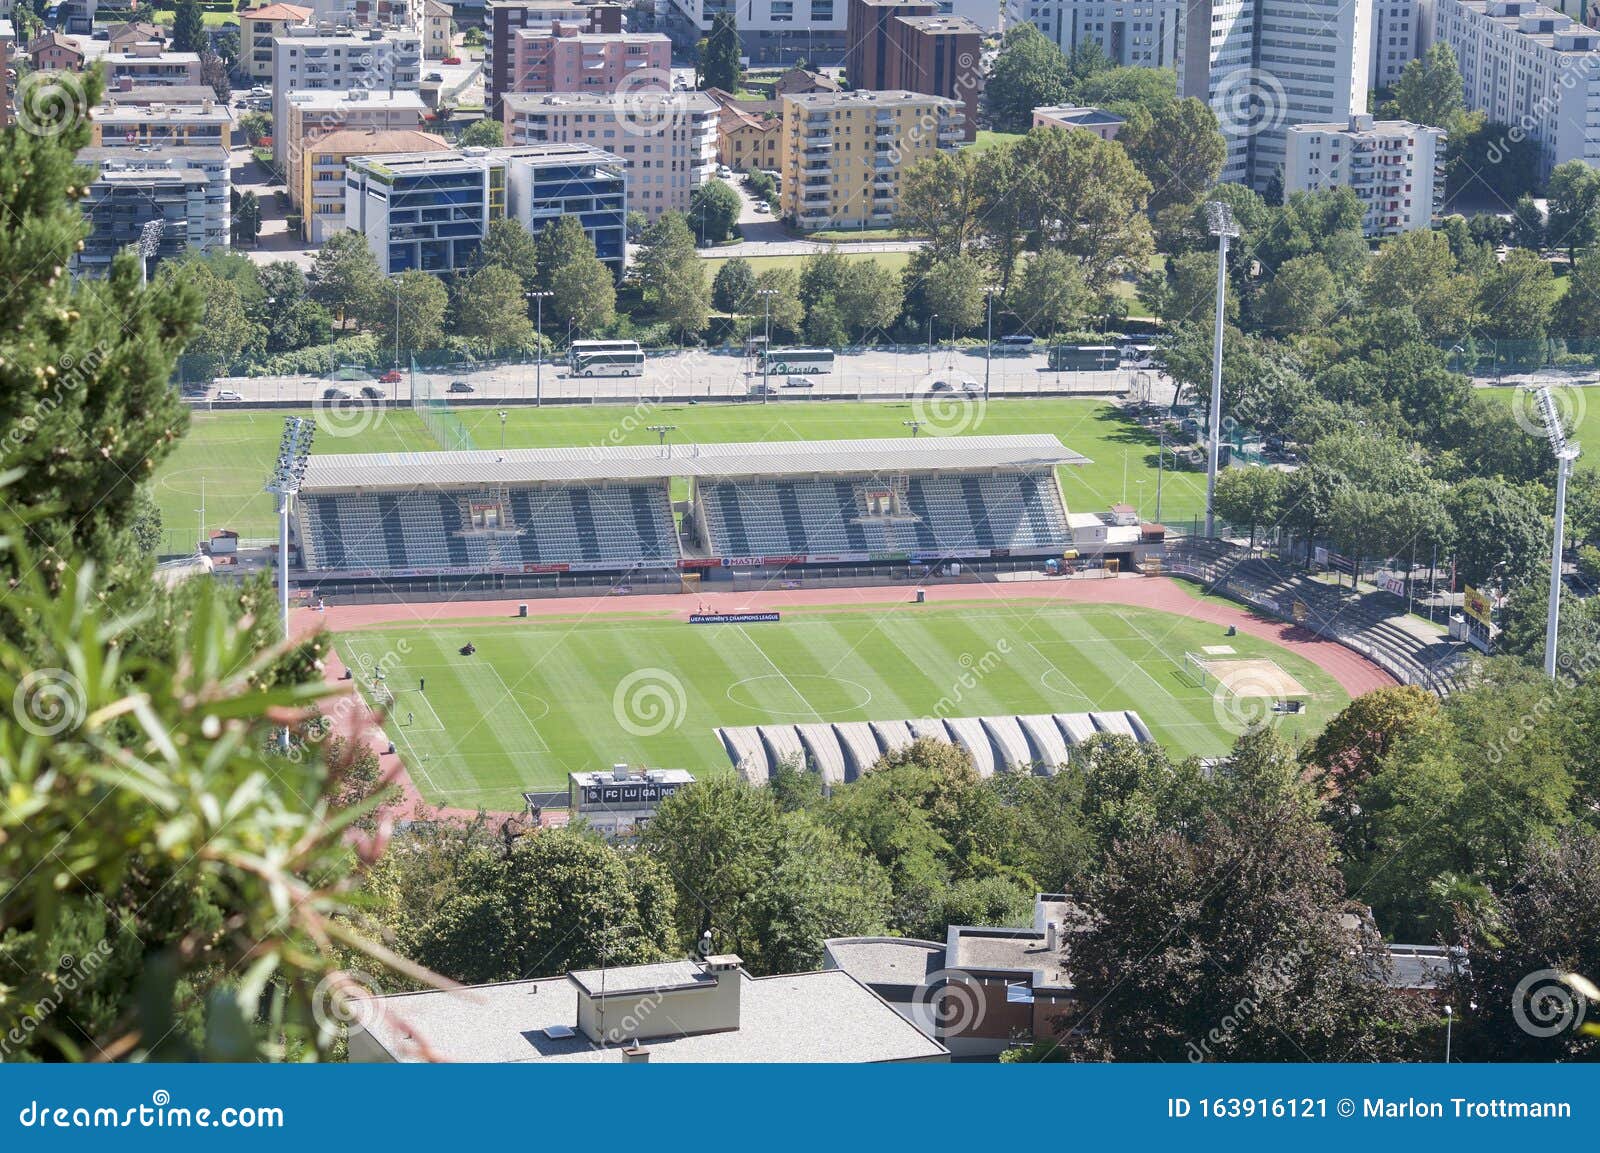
(1285, 114, 1447, 235)
(501, 91, 718, 219)
(1180, 0, 1370, 191)
(1371, 1, 1421, 88)
(666, 0, 848, 65)
(270, 28, 423, 167)
(1023, 0, 1183, 69)
(1429, 0, 1600, 177)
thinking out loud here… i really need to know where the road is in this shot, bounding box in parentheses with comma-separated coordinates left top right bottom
(700, 177, 925, 259)
(204, 346, 1175, 406)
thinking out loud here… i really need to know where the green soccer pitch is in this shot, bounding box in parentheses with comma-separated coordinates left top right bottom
(336, 600, 1346, 810)
(152, 398, 1208, 551)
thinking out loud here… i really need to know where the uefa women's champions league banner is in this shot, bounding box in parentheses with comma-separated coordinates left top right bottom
(689, 612, 781, 624)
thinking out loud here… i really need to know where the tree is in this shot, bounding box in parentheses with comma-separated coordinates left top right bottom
(1447, 114, 1541, 203)
(1160, 250, 1234, 327)
(1511, 195, 1546, 251)
(689, 178, 741, 243)
(170, 0, 206, 54)
(1212, 466, 1285, 551)
(458, 118, 504, 148)
(803, 294, 847, 347)
(309, 230, 384, 329)
(896, 148, 985, 258)
(1007, 249, 1084, 338)
(798, 246, 849, 308)
(1476, 247, 1556, 343)
(1302, 685, 1441, 839)
(162, 255, 265, 379)
(1119, 97, 1226, 213)
(1365, 229, 1477, 340)
(712, 256, 757, 313)
(1544, 159, 1600, 262)
(387, 269, 449, 356)
(1448, 827, 1600, 1061)
(985, 23, 1070, 131)
(1258, 254, 1337, 335)
(1558, 244, 1600, 338)
(232, 190, 262, 247)
(452, 264, 536, 351)
(1073, 65, 1178, 115)
(703, 12, 741, 93)
(753, 266, 804, 336)
(1388, 42, 1466, 128)
(636, 211, 711, 340)
(540, 217, 616, 332)
(199, 49, 230, 103)
(922, 252, 987, 332)
(1042, 732, 1426, 1061)
(834, 259, 904, 339)
(1444, 476, 1548, 589)
(471, 217, 540, 290)
(253, 262, 331, 354)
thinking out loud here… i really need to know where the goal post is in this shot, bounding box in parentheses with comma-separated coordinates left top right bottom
(1181, 652, 1213, 691)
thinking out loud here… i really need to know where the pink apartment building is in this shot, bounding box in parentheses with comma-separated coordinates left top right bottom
(507, 21, 671, 95)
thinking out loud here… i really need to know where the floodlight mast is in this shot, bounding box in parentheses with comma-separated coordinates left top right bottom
(265, 417, 316, 750)
(1204, 201, 1238, 538)
(1534, 386, 1579, 680)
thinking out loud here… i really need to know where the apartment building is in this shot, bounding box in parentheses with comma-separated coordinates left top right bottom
(779, 89, 963, 231)
(666, 0, 848, 65)
(424, 0, 454, 58)
(239, 3, 312, 81)
(1023, 0, 1183, 69)
(299, 126, 449, 241)
(1180, 0, 1370, 191)
(282, 89, 428, 209)
(502, 90, 717, 219)
(1285, 115, 1446, 236)
(90, 97, 234, 149)
(486, 2, 625, 116)
(1371, 1, 1420, 88)
(345, 142, 628, 275)
(846, 1, 982, 140)
(1033, 103, 1125, 139)
(270, 28, 423, 168)
(707, 87, 782, 172)
(103, 42, 204, 89)
(505, 23, 671, 96)
(350, 954, 947, 1062)
(1430, 0, 1600, 176)
(74, 148, 229, 277)
(28, 31, 86, 71)
(0, 20, 14, 131)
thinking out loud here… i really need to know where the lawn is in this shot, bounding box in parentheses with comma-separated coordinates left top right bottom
(154, 399, 1210, 545)
(968, 131, 1025, 153)
(1481, 384, 1596, 467)
(338, 599, 1346, 806)
(698, 251, 914, 278)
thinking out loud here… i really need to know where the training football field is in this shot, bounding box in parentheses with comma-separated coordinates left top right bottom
(337, 599, 1347, 810)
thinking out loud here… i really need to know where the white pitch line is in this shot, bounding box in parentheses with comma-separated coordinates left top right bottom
(485, 662, 551, 753)
(735, 625, 824, 722)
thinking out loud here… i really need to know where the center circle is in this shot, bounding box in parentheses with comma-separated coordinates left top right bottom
(725, 675, 873, 717)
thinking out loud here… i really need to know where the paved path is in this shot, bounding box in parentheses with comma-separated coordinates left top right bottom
(297, 574, 1394, 821)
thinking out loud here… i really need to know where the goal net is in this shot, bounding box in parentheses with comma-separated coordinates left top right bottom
(1181, 652, 1213, 690)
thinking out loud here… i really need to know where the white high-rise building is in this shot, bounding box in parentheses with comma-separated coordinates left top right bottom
(1429, 0, 1600, 178)
(1022, 1, 1183, 68)
(1180, 0, 1370, 191)
(667, 1, 848, 64)
(270, 28, 423, 167)
(1285, 114, 1447, 234)
(1371, 1, 1421, 89)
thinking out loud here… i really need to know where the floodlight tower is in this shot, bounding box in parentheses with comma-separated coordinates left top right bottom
(1534, 386, 1580, 679)
(135, 219, 166, 287)
(266, 416, 316, 748)
(1204, 201, 1239, 538)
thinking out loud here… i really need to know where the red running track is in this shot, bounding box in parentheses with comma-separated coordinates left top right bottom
(298, 576, 1394, 821)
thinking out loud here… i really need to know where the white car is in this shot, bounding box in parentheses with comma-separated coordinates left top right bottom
(927, 379, 982, 395)
(754, 201, 771, 214)
(214, 389, 244, 402)
(716, 165, 733, 179)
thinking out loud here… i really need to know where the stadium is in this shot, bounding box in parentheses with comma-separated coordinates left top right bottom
(274, 426, 1393, 812)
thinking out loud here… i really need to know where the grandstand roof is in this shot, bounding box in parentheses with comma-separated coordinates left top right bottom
(299, 435, 1087, 492)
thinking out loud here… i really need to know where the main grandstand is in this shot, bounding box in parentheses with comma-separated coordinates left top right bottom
(294, 435, 1088, 596)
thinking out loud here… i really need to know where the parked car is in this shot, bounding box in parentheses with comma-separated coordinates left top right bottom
(359, 385, 386, 400)
(378, 369, 403, 384)
(716, 164, 733, 179)
(754, 201, 771, 214)
(782, 376, 814, 389)
(748, 382, 775, 395)
(441, 56, 462, 65)
(322, 387, 356, 401)
(426, 72, 444, 82)
(214, 389, 243, 402)
(926, 379, 982, 395)
(447, 380, 475, 394)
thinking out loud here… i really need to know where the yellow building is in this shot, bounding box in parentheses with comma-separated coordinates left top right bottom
(707, 89, 780, 174)
(298, 127, 450, 242)
(282, 90, 428, 220)
(779, 90, 962, 231)
(90, 97, 233, 150)
(238, 3, 312, 81)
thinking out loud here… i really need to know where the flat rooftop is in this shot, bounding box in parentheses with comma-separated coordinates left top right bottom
(950, 927, 1072, 988)
(825, 938, 945, 989)
(355, 969, 947, 1062)
(299, 434, 1089, 491)
(784, 89, 960, 111)
(503, 91, 717, 114)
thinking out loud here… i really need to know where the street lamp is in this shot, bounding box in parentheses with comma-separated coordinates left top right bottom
(1444, 1004, 1453, 1063)
(648, 423, 677, 447)
(499, 409, 508, 451)
(526, 290, 553, 407)
(391, 279, 403, 369)
(757, 288, 777, 403)
(1203, 200, 1239, 539)
(1533, 385, 1581, 679)
(926, 312, 937, 374)
(983, 286, 1001, 398)
(903, 419, 923, 437)
(265, 416, 315, 752)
